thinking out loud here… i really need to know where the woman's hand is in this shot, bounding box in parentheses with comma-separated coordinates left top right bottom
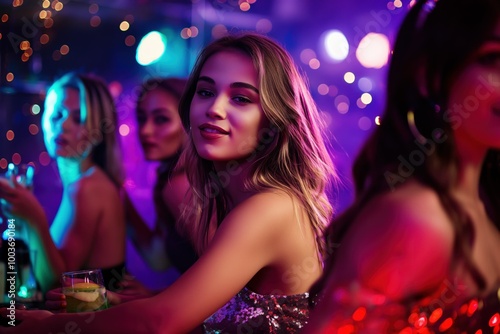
(45, 288, 67, 312)
(44, 282, 152, 311)
(0, 178, 46, 227)
(114, 274, 155, 301)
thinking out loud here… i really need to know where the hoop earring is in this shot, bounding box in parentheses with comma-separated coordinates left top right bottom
(407, 110, 427, 144)
(407, 100, 441, 144)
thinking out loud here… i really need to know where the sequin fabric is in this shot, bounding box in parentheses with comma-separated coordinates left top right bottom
(318, 284, 500, 333)
(203, 287, 311, 334)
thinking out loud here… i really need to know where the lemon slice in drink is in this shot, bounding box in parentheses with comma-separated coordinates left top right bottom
(65, 282, 102, 302)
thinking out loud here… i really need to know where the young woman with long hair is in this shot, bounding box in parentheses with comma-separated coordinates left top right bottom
(2, 32, 335, 334)
(305, 0, 500, 332)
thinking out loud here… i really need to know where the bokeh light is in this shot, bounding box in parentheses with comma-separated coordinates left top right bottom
(358, 116, 372, 131)
(344, 72, 355, 84)
(358, 77, 373, 92)
(360, 93, 373, 105)
(6, 130, 14, 141)
(12, 153, 21, 165)
(29, 124, 39, 135)
(239, 2, 250, 11)
(89, 3, 99, 14)
(356, 33, 390, 69)
(20, 40, 30, 51)
(108, 81, 123, 98)
(317, 84, 329, 96)
(39, 152, 51, 166)
(335, 95, 350, 114)
(54, 1, 64, 11)
(356, 98, 367, 109)
(44, 18, 54, 28)
(256, 19, 272, 33)
(60, 44, 69, 55)
(40, 34, 50, 44)
(212, 24, 228, 39)
(309, 58, 320, 70)
(125, 35, 136, 46)
(300, 49, 316, 65)
(323, 29, 349, 62)
(136, 31, 166, 66)
(90, 15, 101, 27)
(181, 27, 199, 39)
(119, 124, 130, 136)
(120, 21, 130, 31)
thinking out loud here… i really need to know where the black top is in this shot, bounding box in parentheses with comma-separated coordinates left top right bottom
(154, 155, 198, 273)
(101, 261, 127, 292)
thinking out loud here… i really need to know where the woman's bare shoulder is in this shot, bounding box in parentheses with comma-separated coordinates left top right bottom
(67, 166, 121, 201)
(223, 190, 301, 236)
(234, 190, 296, 217)
(363, 180, 453, 232)
(332, 181, 456, 298)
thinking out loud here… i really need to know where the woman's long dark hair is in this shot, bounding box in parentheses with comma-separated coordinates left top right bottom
(312, 0, 500, 301)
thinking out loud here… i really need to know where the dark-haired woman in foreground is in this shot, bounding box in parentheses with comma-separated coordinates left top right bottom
(305, 0, 500, 332)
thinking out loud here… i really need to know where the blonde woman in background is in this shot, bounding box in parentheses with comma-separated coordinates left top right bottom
(0, 73, 126, 293)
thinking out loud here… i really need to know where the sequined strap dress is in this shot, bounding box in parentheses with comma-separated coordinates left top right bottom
(203, 287, 312, 334)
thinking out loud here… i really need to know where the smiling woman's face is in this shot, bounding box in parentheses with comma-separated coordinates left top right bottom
(189, 49, 269, 163)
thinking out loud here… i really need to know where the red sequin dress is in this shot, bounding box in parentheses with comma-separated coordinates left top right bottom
(314, 283, 500, 333)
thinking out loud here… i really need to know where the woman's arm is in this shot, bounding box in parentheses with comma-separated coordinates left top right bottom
(8, 191, 297, 333)
(0, 179, 66, 293)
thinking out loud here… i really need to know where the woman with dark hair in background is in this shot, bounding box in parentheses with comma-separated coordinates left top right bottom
(124, 77, 198, 276)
